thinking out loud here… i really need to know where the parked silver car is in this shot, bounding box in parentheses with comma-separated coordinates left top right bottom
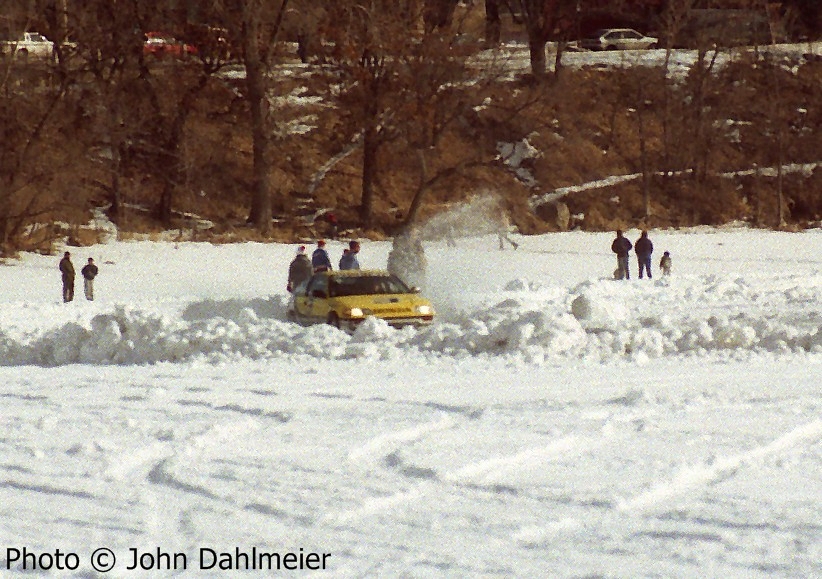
(580, 29, 658, 51)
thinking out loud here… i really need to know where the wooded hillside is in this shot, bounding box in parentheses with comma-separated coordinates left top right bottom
(2, 1, 821, 255)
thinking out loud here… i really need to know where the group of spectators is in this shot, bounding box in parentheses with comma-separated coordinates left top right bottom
(288, 230, 673, 294)
(611, 230, 671, 280)
(287, 239, 361, 293)
(58, 252, 99, 302)
(59, 229, 672, 303)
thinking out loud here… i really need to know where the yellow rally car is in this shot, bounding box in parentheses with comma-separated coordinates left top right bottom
(286, 270, 435, 330)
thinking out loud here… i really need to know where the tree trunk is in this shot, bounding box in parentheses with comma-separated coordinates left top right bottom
(777, 131, 785, 227)
(528, 38, 547, 80)
(404, 149, 429, 227)
(360, 125, 378, 228)
(638, 107, 651, 220)
(244, 19, 272, 234)
(484, 0, 501, 47)
(424, 0, 460, 31)
(110, 169, 122, 223)
(553, 39, 564, 79)
(156, 75, 209, 226)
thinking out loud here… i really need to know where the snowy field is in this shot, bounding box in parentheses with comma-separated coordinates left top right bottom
(1, 227, 821, 578)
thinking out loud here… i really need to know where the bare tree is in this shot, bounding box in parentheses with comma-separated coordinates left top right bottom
(210, 0, 291, 234)
(515, 0, 576, 81)
(0, 35, 79, 253)
(423, 0, 460, 31)
(67, 0, 145, 224)
(485, 0, 502, 47)
(315, 0, 494, 229)
(317, 1, 420, 228)
(398, 34, 487, 227)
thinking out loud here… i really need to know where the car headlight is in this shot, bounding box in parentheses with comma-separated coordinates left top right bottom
(414, 305, 433, 315)
(346, 307, 364, 318)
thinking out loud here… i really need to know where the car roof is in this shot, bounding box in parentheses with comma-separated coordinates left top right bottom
(598, 28, 640, 34)
(323, 269, 393, 278)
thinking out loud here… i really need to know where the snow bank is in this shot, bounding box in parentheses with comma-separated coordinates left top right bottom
(3, 272, 822, 367)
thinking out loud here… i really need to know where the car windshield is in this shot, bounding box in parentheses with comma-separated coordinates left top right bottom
(329, 275, 410, 297)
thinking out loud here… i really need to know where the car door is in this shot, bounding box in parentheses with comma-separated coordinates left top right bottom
(622, 30, 642, 50)
(604, 31, 623, 50)
(294, 274, 318, 319)
(304, 274, 331, 321)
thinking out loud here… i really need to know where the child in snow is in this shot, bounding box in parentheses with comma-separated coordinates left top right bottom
(660, 251, 672, 276)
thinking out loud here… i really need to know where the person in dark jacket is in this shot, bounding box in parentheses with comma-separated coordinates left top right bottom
(287, 246, 313, 292)
(634, 230, 654, 279)
(660, 251, 672, 276)
(611, 230, 632, 280)
(311, 239, 332, 273)
(326, 212, 339, 239)
(339, 240, 360, 270)
(80, 257, 99, 301)
(59, 251, 75, 302)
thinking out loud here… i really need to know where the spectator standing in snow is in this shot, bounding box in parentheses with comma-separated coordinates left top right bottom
(59, 251, 75, 302)
(326, 212, 339, 239)
(287, 246, 313, 292)
(339, 240, 360, 270)
(311, 239, 332, 273)
(635, 230, 654, 279)
(497, 212, 519, 250)
(611, 230, 632, 280)
(81, 257, 99, 301)
(660, 251, 672, 276)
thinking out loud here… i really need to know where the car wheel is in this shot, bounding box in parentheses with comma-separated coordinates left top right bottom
(327, 312, 340, 328)
(648, 42, 658, 49)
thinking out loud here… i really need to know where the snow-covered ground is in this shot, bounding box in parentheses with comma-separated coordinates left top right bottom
(477, 41, 822, 82)
(1, 227, 821, 577)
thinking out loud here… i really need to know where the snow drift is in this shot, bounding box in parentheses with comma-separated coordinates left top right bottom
(3, 273, 821, 366)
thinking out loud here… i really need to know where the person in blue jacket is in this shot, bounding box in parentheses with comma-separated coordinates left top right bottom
(311, 239, 332, 272)
(339, 240, 360, 270)
(611, 230, 632, 280)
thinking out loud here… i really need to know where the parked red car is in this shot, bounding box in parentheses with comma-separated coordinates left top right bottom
(143, 32, 197, 58)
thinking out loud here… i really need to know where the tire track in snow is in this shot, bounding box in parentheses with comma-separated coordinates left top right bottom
(617, 418, 822, 513)
(347, 416, 456, 463)
(513, 419, 822, 547)
(333, 418, 456, 524)
(443, 436, 583, 487)
(332, 433, 595, 525)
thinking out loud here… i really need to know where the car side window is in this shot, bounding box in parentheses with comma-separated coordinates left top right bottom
(306, 275, 328, 298)
(625, 30, 641, 39)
